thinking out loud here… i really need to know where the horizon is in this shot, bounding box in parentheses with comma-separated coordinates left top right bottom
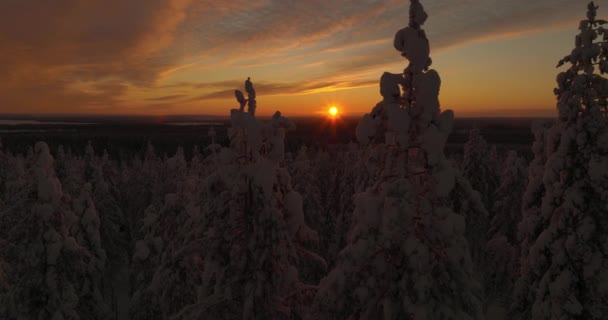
(0, 112, 555, 121)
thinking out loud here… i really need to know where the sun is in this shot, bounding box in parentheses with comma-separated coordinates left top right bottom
(328, 106, 339, 117)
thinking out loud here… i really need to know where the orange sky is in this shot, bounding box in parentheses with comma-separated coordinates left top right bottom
(0, 0, 599, 117)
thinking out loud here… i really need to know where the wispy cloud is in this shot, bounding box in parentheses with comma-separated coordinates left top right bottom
(146, 94, 187, 102)
(186, 0, 585, 59)
(183, 78, 377, 101)
(0, 0, 595, 114)
(0, 0, 192, 112)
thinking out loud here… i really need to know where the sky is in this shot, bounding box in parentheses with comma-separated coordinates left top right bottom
(0, 0, 602, 117)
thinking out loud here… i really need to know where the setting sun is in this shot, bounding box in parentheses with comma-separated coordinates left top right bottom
(328, 106, 339, 117)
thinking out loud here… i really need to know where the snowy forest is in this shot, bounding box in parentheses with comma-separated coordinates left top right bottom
(1, 1, 607, 319)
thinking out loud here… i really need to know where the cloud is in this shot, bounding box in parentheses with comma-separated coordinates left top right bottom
(186, 78, 377, 101)
(174, 0, 589, 104)
(146, 95, 187, 102)
(0, 0, 596, 114)
(187, 0, 586, 61)
(0, 0, 192, 112)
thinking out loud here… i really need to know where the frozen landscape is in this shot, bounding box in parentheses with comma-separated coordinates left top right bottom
(1, 1, 608, 319)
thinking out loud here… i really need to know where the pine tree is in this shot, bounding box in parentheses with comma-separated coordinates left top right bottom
(512, 2, 608, 319)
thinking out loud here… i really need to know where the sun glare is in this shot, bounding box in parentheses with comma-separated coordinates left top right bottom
(329, 106, 339, 117)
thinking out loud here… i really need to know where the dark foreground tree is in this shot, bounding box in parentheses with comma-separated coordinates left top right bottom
(310, 1, 483, 319)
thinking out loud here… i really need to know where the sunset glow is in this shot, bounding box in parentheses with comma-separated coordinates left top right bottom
(0, 1, 587, 117)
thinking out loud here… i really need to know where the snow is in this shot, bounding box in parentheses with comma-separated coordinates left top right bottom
(386, 102, 410, 146)
(269, 111, 295, 160)
(380, 72, 403, 99)
(218, 147, 236, 164)
(34, 142, 63, 203)
(485, 302, 507, 320)
(357, 193, 382, 229)
(235, 90, 246, 111)
(45, 231, 63, 266)
(393, 26, 430, 73)
(410, 0, 428, 26)
(414, 69, 441, 124)
(438, 108, 454, 133)
(245, 77, 257, 115)
(434, 163, 456, 197)
(589, 156, 608, 181)
(446, 211, 466, 236)
(285, 191, 305, 235)
(248, 159, 275, 197)
(133, 240, 150, 261)
(356, 114, 375, 145)
(63, 237, 80, 253)
(420, 124, 442, 164)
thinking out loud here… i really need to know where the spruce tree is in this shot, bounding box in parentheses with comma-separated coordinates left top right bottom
(462, 128, 500, 210)
(512, 2, 608, 319)
(0, 142, 109, 319)
(485, 150, 528, 315)
(311, 1, 482, 318)
(172, 79, 322, 320)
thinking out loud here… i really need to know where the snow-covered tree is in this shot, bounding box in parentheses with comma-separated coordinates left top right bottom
(69, 182, 111, 319)
(308, 150, 340, 265)
(333, 144, 366, 265)
(0, 142, 109, 319)
(489, 150, 528, 255)
(484, 150, 528, 316)
(1, 151, 29, 210)
(512, 2, 608, 319)
(116, 142, 165, 234)
(462, 128, 500, 211)
(126, 142, 215, 319)
(84, 153, 130, 319)
(163, 79, 323, 320)
(130, 194, 182, 320)
(516, 121, 553, 267)
(55, 145, 86, 198)
(290, 147, 323, 226)
(128, 144, 200, 319)
(0, 139, 7, 204)
(136, 167, 210, 319)
(460, 132, 498, 271)
(311, 1, 482, 318)
(289, 146, 329, 278)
